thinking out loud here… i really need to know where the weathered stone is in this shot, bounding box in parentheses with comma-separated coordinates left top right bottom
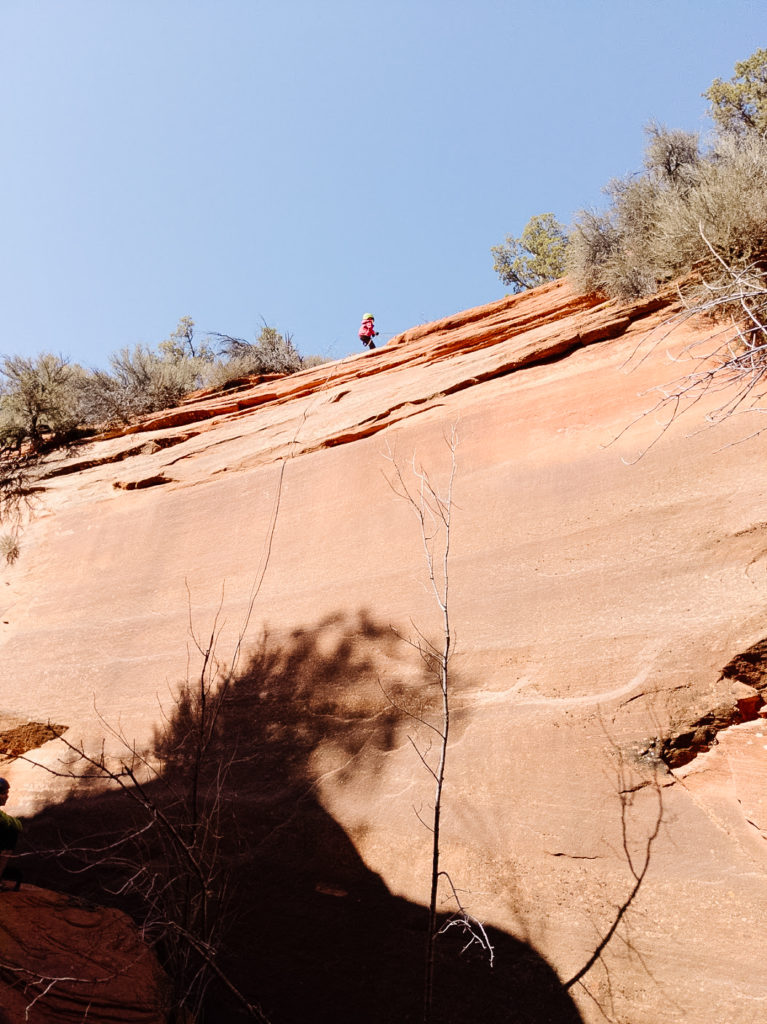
(731, 680, 761, 720)
(2, 279, 767, 1022)
(0, 888, 169, 1023)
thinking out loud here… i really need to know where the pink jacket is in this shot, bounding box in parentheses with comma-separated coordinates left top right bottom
(359, 317, 376, 339)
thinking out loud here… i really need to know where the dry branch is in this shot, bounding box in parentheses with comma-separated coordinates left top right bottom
(384, 425, 493, 1024)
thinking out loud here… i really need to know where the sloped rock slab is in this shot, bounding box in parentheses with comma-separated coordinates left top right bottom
(0, 888, 169, 1023)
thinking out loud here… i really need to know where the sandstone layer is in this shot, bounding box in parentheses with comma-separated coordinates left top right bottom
(2, 280, 767, 1023)
(0, 887, 169, 1023)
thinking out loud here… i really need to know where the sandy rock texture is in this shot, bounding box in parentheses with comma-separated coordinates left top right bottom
(2, 279, 767, 1023)
(0, 888, 169, 1023)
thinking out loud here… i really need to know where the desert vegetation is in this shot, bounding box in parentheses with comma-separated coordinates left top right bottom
(0, 318, 321, 559)
(491, 213, 569, 293)
(568, 49, 767, 439)
(492, 48, 767, 436)
(0, 318, 320, 453)
(566, 123, 767, 302)
(495, 49, 767, 306)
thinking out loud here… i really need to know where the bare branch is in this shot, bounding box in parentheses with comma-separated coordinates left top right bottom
(616, 232, 767, 457)
(408, 735, 439, 782)
(564, 754, 665, 991)
(377, 678, 444, 738)
(436, 870, 495, 967)
(385, 425, 489, 1023)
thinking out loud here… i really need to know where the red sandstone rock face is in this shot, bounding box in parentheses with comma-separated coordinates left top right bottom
(1, 280, 767, 1022)
(0, 888, 169, 1023)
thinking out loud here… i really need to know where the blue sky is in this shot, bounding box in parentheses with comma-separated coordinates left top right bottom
(0, 1, 764, 367)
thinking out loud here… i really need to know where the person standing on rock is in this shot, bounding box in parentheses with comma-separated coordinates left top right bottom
(359, 313, 379, 350)
(0, 778, 22, 891)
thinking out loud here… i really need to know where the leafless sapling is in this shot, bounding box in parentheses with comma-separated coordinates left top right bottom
(384, 425, 493, 1024)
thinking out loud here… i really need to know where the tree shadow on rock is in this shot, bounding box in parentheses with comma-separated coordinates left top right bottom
(23, 611, 583, 1024)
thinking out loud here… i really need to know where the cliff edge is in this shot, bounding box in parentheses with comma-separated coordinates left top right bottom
(2, 279, 766, 1023)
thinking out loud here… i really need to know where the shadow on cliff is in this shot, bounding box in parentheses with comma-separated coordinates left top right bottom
(22, 611, 583, 1024)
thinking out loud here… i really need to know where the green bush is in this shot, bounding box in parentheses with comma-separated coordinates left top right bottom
(491, 213, 568, 292)
(704, 48, 767, 137)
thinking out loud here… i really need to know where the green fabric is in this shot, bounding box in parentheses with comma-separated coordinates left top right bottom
(0, 809, 22, 851)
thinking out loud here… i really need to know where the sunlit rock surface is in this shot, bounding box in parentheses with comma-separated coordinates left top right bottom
(2, 279, 767, 1023)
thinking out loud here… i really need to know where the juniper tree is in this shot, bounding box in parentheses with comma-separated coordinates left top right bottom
(491, 213, 568, 292)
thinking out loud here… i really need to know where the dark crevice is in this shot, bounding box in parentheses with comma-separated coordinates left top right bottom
(660, 636, 767, 769)
(720, 638, 767, 689)
(40, 433, 199, 479)
(113, 474, 174, 490)
(549, 852, 601, 860)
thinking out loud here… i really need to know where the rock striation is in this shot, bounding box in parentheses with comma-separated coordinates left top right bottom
(2, 279, 767, 1023)
(0, 888, 169, 1023)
